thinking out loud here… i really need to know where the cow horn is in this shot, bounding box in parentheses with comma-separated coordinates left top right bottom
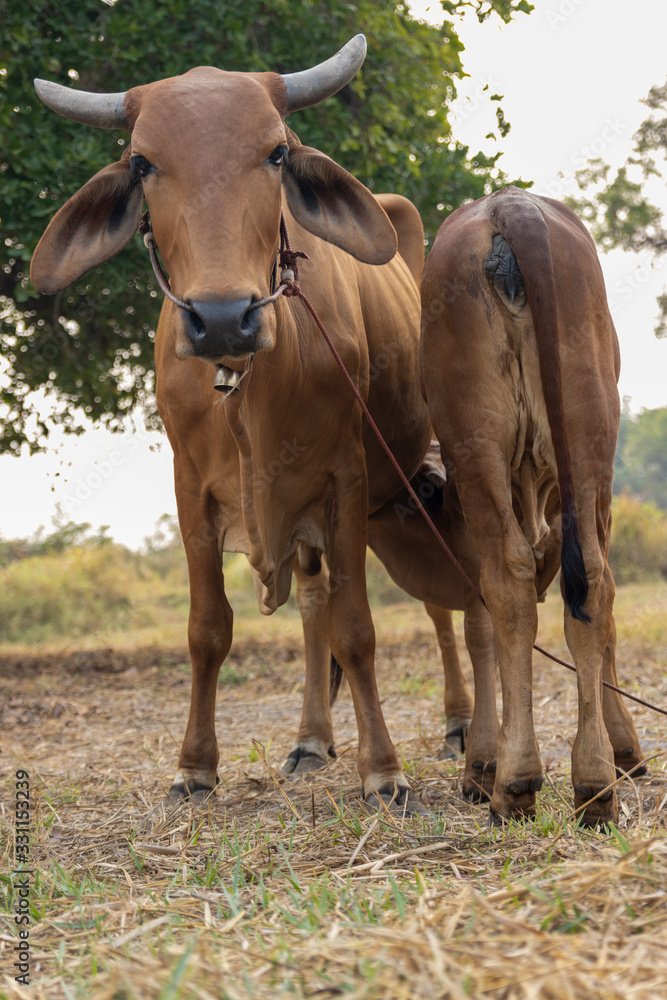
(281, 34, 367, 114)
(33, 78, 128, 129)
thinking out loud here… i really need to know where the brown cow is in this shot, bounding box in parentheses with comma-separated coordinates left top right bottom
(30, 37, 435, 810)
(420, 186, 644, 826)
(289, 440, 643, 802)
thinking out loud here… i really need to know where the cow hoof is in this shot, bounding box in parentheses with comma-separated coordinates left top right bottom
(462, 759, 496, 802)
(167, 777, 218, 804)
(487, 805, 536, 827)
(462, 783, 492, 804)
(506, 776, 543, 796)
(281, 742, 336, 777)
(437, 720, 470, 760)
(363, 784, 428, 817)
(489, 776, 543, 822)
(614, 746, 648, 779)
(573, 785, 618, 829)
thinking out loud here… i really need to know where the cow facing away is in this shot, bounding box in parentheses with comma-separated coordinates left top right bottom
(30, 37, 434, 810)
(420, 187, 644, 826)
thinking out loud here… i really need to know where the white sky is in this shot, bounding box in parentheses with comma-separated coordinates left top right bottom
(2, 0, 666, 549)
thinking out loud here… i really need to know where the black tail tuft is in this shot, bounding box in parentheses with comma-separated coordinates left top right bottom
(560, 529, 591, 623)
(329, 653, 344, 705)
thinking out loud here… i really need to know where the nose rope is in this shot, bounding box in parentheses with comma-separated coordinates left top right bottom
(139, 212, 309, 316)
(246, 213, 311, 312)
(138, 213, 190, 312)
(138, 211, 303, 396)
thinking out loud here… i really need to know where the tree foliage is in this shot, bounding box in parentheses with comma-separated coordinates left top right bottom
(0, 0, 531, 453)
(614, 405, 667, 510)
(567, 78, 667, 337)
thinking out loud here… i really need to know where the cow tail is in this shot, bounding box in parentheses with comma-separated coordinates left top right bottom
(329, 653, 344, 705)
(491, 196, 591, 623)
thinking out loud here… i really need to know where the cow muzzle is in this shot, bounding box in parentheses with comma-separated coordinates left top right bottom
(182, 297, 264, 359)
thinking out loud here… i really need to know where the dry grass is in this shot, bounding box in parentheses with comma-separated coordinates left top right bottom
(1, 583, 666, 999)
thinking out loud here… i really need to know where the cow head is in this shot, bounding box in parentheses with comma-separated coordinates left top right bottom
(30, 36, 397, 364)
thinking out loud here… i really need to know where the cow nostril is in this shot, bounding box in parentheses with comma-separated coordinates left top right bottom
(240, 305, 261, 337)
(188, 309, 206, 338)
(183, 296, 259, 356)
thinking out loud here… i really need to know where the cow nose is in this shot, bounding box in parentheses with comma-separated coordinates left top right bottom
(183, 297, 262, 357)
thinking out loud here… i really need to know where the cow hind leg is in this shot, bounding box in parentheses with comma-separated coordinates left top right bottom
(423, 603, 473, 759)
(459, 597, 499, 803)
(456, 487, 543, 823)
(566, 532, 619, 827)
(601, 616, 647, 778)
(282, 549, 338, 776)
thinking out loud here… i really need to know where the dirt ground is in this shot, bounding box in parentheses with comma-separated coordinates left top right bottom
(1, 627, 665, 827)
(1, 621, 667, 1000)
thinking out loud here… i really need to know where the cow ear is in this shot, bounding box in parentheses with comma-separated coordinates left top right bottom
(282, 145, 397, 265)
(30, 150, 143, 294)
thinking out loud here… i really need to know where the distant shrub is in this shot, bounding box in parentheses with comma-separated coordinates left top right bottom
(609, 494, 667, 584)
(0, 520, 113, 567)
(140, 514, 189, 584)
(141, 542, 189, 588)
(0, 544, 139, 643)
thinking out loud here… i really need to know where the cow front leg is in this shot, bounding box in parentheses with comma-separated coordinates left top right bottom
(601, 616, 646, 777)
(169, 506, 233, 802)
(282, 547, 337, 775)
(423, 603, 473, 758)
(326, 480, 417, 811)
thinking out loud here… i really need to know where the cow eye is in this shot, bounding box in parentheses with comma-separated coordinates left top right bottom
(130, 154, 154, 179)
(266, 145, 288, 167)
